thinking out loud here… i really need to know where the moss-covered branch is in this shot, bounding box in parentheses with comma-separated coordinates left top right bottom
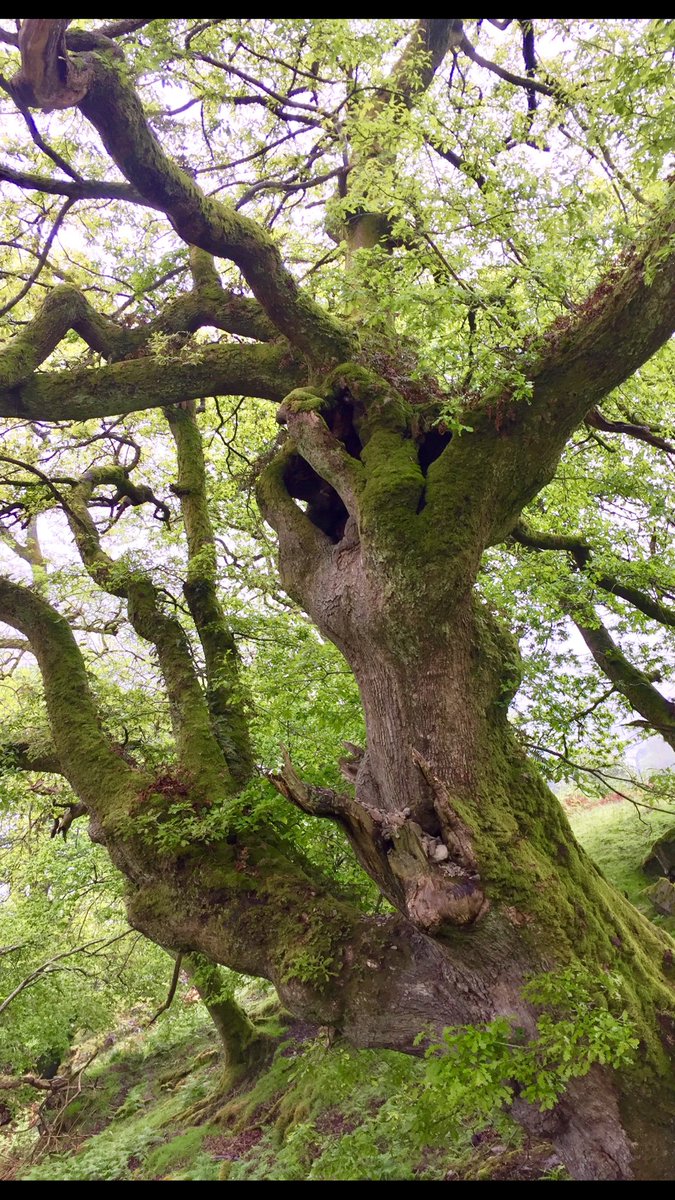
(256, 441, 333, 601)
(427, 188, 675, 545)
(567, 602, 675, 750)
(76, 55, 354, 363)
(511, 520, 675, 628)
(0, 576, 138, 813)
(0, 159, 156, 207)
(64, 469, 233, 793)
(164, 403, 253, 786)
(277, 389, 364, 520)
(526, 189, 675, 438)
(1, 340, 304, 422)
(6, 22, 354, 364)
(0, 247, 281, 414)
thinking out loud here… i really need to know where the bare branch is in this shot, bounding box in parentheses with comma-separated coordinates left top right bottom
(0, 198, 73, 320)
(147, 954, 183, 1026)
(586, 408, 675, 456)
(0, 931, 133, 1017)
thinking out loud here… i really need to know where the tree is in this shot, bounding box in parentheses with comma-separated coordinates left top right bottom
(0, 18, 674, 1179)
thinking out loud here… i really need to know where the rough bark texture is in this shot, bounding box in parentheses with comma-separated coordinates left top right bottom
(182, 955, 264, 1070)
(255, 363, 675, 1179)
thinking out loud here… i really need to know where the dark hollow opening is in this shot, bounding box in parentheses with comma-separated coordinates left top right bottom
(283, 453, 349, 543)
(418, 427, 452, 476)
(326, 397, 362, 461)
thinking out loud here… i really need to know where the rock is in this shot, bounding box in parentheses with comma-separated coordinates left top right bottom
(642, 826, 675, 878)
(646, 876, 675, 916)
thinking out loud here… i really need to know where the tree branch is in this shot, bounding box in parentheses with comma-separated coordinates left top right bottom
(387, 19, 464, 108)
(0, 739, 63, 775)
(586, 408, 675, 456)
(75, 52, 350, 362)
(0, 252, 279, 401)
(0, 576, 139, 810)
(147, 953, 183, 1026)
(522, 190, 675, 458)
(431, 187, 675, 543)
(164, 403, 253, 785)
(270, 744, 350, 818)
(567, 603, 675, 751)
(276, 389, 364, 520)
(511, 520, 675, 628)
(255, 441, 333, 604)
(0, 160, 158, 208)
(63, 467, 233, 791)
(0, 931, 133, 1016)
(458, 22, 556, 98)
(1, 341, 304, 422)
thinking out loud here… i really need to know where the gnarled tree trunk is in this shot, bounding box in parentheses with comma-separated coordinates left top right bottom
(251, 364, 675, 1180)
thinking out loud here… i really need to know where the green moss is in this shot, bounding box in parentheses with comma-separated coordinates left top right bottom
(145, 1127, 211, 1175)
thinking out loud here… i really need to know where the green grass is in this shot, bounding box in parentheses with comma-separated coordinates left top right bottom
(568, 798, 675, 931)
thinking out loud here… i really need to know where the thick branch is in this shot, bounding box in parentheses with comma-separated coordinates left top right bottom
(0, 160, 155, 207)
(1, 340, 304, 422)
(0, 739, 62, 775)
(270, 744, 350, 818)
(277, 390, 364, 519)
(0, 257, 278, 396)
(429, 188, 675, 544)
(164, 403, 253, 785)
(523, 191, 675, 466)
(12, 20, 93, 109)
(0, 576, 138, 811)
(568, 603, 675, 751)
(387, 19, 463, 108)
(68, 48, 353, 363)
(64, 469, 232, 792)
(343, 19, 460, 255)
(256, 441, 333, 590)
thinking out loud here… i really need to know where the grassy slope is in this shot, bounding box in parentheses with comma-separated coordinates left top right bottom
(568, 798, 675, 933)
(3, 797, 673, 1182)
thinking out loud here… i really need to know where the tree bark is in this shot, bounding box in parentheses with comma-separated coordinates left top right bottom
(182, 955, 266, 1071)
(251, 370, 675, 1179)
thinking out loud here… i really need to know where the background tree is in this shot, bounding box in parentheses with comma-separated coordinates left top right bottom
(0, 18, 674, 1179)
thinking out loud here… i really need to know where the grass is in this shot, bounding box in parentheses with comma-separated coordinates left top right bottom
(568, 797, 675, 931)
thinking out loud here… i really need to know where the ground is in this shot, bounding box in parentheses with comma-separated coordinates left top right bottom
(1, 794, 672, 1182)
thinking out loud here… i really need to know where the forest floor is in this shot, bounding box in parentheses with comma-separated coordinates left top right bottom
(2, 796, 673, 1182)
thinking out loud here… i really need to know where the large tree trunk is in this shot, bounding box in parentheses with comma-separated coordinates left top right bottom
(84, 580, 675, 1178)
(247, 372, 675, 1179)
